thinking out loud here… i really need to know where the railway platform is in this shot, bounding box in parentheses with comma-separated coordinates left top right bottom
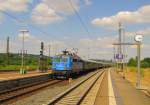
(0, 68, 149, 105)
(111, 69, 150, 105)
(95, 68, 150, 105)
(0, 70, 52, 81)
(0, 70, 52, 94)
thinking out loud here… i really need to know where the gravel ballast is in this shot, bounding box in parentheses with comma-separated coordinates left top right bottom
(12, 70, 100, 105)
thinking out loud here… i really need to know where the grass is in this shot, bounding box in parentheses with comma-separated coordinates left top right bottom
(0, 65, 52, 71)
(0, 65, 38, 71)
(128, 67, 145, 77)
(125, 67, 150, 88)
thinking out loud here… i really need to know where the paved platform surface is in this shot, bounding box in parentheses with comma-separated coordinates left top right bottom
(95, 68, 150, 105)
(94, 70, 109, 105)
(0, 70, 52, 81)
(111, 69, 150, 105)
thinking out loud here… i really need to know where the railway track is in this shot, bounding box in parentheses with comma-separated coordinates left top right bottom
(140, 88, 150, 97)
(0, 79, 63, 104)
(47, 70, 105, 105)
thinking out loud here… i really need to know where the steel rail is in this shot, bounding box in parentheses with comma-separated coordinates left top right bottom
(47, 70, 105, 105)
(138, 88, 150, 97)
(77, 70, 105, 105)
(0, 78, 53, 95)
(0, 80, 63, 103)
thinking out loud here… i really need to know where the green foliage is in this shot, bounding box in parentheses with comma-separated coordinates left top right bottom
(129, 67, 136, 72)
(128, 57, 150, 68)
(141, 58, 150, 68)
(141, 68, 145, 77)
(128, 58, 137, 67)
(0, 53, 52, 70)
(127, 67, 145, 77)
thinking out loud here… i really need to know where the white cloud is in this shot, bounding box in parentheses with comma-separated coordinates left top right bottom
(42, 0, 80, 15)
(91, 5, 150, 27)
(31, 3, 63, 25)
(84, 0, 92, 5)
(126, 28, 150, 37)
(18, 33, 31, 39)
(78, 38, 114, 60)
(80, 36, 117, 48)
(18, 34, 41, 44)
(0, 0, 30, 12)
(130, 44, 149, 49)
(31, 0, 93, 24)
(0, 34, 67, 55)
(0, 14, 3, 23)
(50, 41, 66, 48)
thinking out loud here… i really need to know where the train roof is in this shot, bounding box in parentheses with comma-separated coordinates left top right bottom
(53, 53, 82, 60)
(82, 59, 112, 65)
(82, 59, 101, 63)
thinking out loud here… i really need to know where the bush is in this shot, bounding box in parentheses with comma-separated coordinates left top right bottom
(0, 53, 52, 70)
(128, 57, 150, 68)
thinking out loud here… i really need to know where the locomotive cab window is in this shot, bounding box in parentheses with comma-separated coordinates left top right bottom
(61, 58, 68, 62)
(53, 58, 60, 62)
(73, 59, 78, 62)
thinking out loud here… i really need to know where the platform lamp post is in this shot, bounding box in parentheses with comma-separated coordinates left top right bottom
(134, 34, 143, 89)
(19, 29, 29, 74)
(113, 34, 143, 89)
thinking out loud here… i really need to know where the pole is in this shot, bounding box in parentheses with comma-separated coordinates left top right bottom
(21, 31, 25, 73)
(88, 47, 90, 59)
(118, 22, 123, 71)
(6, 36, 10, 65)
(49, 44, 51, 57)
(122, 27, 125, 78)
(55, 44, 57, 55)
(20, 30, 29, 74)
(136, 42, 141, 88)
(113, 45, 116, 71)
(118, 22, 122, 56)
(113, 34, 143, 87)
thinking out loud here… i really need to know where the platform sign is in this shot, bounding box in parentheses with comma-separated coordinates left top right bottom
(115, 54, 123, 59)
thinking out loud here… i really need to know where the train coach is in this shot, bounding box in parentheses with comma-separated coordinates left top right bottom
(51, 50, 104, 79)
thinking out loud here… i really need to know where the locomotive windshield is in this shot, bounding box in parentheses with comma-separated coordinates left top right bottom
(53, 56, 68, 62)
(62, 56, 68, 62)
(53, 58, 61, 62)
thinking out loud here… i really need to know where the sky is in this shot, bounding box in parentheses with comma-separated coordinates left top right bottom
(0, 0, 150, 60)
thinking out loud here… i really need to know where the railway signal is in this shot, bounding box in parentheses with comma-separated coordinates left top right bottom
(39, 42, 47, 72)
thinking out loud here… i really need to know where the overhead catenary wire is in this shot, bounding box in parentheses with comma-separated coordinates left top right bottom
(67, 0, 94, 59)
(30, 0, 92, 51)
(0, 1, 93, 56)
(0, 10, 55, 38)
(0, 8, 74, 55)
(67, 0, 91, 38)
(28, 0, 74, 49)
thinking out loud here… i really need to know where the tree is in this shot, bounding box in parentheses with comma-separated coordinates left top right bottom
(128, 57, 150, 68)
(141, 58, 150, 68)
(128, 58, 136, 67)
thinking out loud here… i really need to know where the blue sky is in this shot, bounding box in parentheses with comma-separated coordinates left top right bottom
(0, 0, 150, 60)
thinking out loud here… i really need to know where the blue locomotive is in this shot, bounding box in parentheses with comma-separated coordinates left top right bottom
(51, 50, 102, 79)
